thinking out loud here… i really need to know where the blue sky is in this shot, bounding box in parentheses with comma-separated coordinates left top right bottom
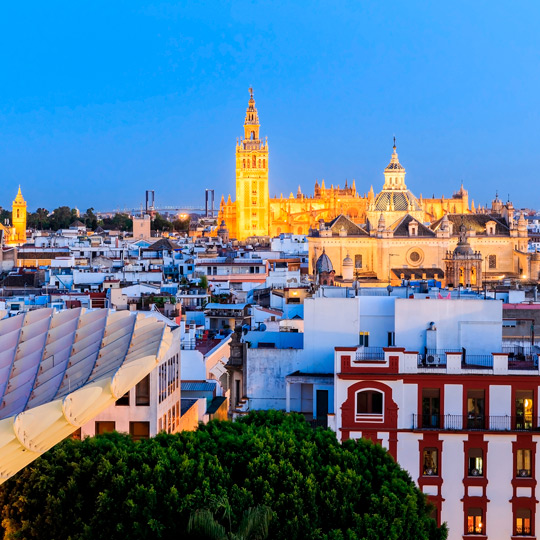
(0, 1, 539, 212)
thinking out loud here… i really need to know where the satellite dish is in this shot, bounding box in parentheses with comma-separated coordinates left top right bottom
(259, 323, 267, 332)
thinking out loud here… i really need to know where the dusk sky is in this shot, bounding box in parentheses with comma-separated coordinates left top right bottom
(1, 2, 539, 212)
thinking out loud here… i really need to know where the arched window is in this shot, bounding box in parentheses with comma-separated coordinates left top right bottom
(16, 209, 19, 218)
(356, 389, 383, 415)
(243, 159, 246, 169)
(252, 155, 256, 168)
(263, 159, 266, 168)
(258, 159, 261, 168)
(251, 131, 255, 139)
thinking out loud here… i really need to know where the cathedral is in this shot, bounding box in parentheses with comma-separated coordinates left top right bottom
(218, 89, 472, 241)
(218, 89, 537, 285)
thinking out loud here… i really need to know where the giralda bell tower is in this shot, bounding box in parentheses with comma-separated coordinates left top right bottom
(235, 87, 269, 240)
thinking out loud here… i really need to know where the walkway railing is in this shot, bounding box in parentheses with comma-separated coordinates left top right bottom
(355, 347, 385, 361)
(413, 414, 540, 431)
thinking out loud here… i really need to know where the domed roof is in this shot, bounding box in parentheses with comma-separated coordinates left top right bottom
(316, 249, 334, 273)
(374, 190, 422, 212)
(343, 253, 353, 266)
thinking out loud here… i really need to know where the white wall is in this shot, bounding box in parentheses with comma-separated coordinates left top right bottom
(395, 298, 502, 353)
(304, 296, 360, 373)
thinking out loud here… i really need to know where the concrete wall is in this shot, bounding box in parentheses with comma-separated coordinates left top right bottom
(394, 298, 502, 353)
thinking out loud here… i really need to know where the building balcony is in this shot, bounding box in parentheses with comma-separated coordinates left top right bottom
(413, 414, 540, 432)
(355, 347, 385, 362)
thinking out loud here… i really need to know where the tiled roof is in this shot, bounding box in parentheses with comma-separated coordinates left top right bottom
(391, 215, 435, 237)
(431, 214, 510, 235)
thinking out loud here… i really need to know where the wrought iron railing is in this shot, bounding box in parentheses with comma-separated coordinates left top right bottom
(417, 349, 461, 367)
(355, 347, 385, 361)
(413, 414, 540, 432)
(462, 355, 493, 369)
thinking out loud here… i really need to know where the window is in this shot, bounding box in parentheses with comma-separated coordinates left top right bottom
(387, 332, 395, 347)
(359, 331, 369, 347)
(409, 251, 421, 262)
(355, 254, 362, 269)
(136, 375, 150, 406)
(95, 421, 115, 435)
(422, 448, 438, 476)
(243, 159, 246, 168)
(252, 155, 256, 167)
(129, 421, 150, 441)
(467, 508, 483, 535)
(515, 508, 532, 536)
(422, 389, 440, 428)
(515, 390, 534, 430)
(517, 449, 532, 477)
(467, 389, 485, 429)
(488, 254, 496, 269)
(356, 390, 383, 415)
(468, 448, 484, 476)
(116, 392, 130, 406)
(263, 158, 266, 168)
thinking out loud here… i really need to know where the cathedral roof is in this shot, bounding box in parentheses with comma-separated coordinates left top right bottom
(315, 249, 334, 274)
(431, 214, 510, 235)
(373, 190, 422, 212)
(391, 215, 435, 237)
(310, 214, 369, 237)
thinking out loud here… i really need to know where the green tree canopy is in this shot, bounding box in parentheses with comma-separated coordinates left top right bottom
(0, 411, 446, 540)
(101, 213, 133, 231)
(152, 213, 172, 232)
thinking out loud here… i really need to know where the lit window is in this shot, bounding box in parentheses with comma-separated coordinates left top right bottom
(356, 390, 383, 415)
(468, 448, 483, 476)
(515, 390, 534, 430)
(517, 449, 532, 477)
(515, 508, 531, 536)
(422, 448, 438, 476)
(467, 508, 483, 534)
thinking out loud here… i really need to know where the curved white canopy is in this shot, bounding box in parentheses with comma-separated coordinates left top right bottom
(0, 308, 172, 484)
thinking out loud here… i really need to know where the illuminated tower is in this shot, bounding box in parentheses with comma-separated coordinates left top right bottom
(235, 87, 269, 240)
(11, 186, 27, 244)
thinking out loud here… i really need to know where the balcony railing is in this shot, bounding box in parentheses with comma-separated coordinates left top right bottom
(461, 355, 493, 369)
(413, 414, 540, 431)
(355, 347, 385, 361)
(418, 349, 461, 367)
(504, 346, 539, 370)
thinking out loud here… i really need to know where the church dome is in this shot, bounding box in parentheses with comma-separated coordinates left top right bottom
(373, 190, 422, 212)
(316, 249, 334, 273)
(343, 253, 353, 266)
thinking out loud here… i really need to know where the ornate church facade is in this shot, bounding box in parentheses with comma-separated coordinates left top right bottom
(218, 89, 472, 241)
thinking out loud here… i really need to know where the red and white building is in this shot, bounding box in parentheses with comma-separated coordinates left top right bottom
(332, 341, 540, 539)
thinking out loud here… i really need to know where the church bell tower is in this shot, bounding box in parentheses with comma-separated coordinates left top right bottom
(235, 88, 269, 240)
(11, 186, 27, 244)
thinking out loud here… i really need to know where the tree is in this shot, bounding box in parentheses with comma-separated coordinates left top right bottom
(152, 213, 172, 232)
(84, 207, 98, 230)
(0, 411, 447, 540)
(101, 213, 132, 231)
(48, 206, 78, 230)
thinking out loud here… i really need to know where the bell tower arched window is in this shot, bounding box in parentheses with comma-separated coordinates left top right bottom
(252, 155, 256, 168)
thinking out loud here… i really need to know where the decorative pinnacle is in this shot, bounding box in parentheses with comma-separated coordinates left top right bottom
(393, 136, 396, 149)
(249, 86, 253, 97)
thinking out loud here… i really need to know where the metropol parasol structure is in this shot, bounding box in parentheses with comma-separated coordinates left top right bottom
(0, 307, 172, 484)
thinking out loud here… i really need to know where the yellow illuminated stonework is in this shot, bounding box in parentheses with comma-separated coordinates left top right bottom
(218, 90, 472, 241)
(233, 87, 270, 240)
(7, 186, 27, 245)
